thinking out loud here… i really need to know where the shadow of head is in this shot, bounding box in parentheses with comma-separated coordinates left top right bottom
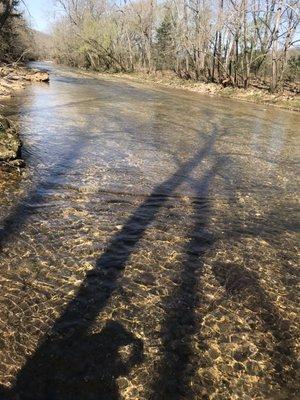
(3, 321, 143, 400)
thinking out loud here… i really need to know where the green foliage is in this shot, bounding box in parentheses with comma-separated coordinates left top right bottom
(155, 12, 174, 70)
(285, 54, 300, 82)
(250, 50, 267, 75)
(0, 0, 34, 63)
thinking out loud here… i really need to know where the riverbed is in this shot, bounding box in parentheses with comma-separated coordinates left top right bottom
(0, 63, 299, 400)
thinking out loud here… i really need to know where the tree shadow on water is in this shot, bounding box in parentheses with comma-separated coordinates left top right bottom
(149, 159, 298, 398)
(212, 259, 297, 386)
(1, 133, 219, 399)
(210, 177, 298, 388)
(0, 126, 90, 249)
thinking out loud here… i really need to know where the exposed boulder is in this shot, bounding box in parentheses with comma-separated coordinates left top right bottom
(0, 76, 25, 96)
(23, 69, 49, 82)
(1, 66, 50, 83)
(0, 66, 49, 98)
(0, 116, 21, 163)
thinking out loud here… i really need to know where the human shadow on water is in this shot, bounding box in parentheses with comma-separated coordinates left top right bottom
(149, 157, 225, 400)
(13, 320, 142, 400)
(1, 133, 218, 399)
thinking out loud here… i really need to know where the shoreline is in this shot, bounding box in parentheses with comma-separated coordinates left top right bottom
(77, 68, 300, 113)
(0, 65, 49, 169)
(0, 62, 298, 171)
(112, 72, 300, 112)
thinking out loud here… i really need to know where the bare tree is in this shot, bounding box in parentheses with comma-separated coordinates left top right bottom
(51, 0, 300, 91)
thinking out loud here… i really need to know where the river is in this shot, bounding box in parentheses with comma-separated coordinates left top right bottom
(0, 63, 299, 400)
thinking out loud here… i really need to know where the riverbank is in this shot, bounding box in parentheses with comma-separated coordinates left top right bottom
(0, 65, 49, 168)
(95, 70, 300, 112)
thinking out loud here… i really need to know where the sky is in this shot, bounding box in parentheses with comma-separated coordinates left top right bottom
(21, 1, 300, 44)
(21, 0, 60, 33)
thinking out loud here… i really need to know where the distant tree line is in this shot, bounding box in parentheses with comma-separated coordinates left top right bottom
(0, 0, 35, 63)
(52, 0, 299, 92)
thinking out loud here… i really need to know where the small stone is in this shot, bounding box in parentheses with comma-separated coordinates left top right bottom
(233, 361, 244, 372)
(207, 346, 220, 360)
(117, 376, 129, 390)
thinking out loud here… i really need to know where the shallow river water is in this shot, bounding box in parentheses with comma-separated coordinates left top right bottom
(0, 63, 299, 400)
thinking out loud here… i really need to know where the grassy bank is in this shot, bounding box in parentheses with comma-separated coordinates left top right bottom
(95, 70, 300, 112)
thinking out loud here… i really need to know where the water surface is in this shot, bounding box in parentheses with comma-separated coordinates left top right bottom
(0, 63, 299, 400)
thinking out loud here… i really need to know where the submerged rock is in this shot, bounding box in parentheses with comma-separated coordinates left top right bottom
(0, 116, 22, 163)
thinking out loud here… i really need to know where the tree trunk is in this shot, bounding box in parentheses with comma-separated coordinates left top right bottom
(271, 0, 283, 92)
